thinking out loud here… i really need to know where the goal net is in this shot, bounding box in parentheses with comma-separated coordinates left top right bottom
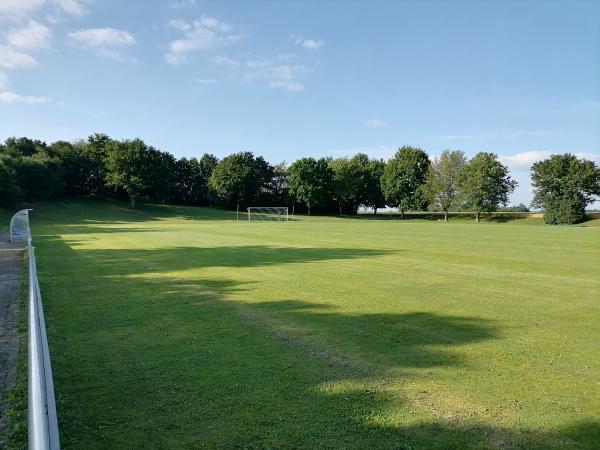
(247, 207, 289, 221)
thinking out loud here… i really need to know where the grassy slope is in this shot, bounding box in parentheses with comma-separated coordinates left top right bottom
(30, 200, 600, 449)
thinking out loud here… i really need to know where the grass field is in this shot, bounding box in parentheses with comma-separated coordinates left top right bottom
(22, 200, 600, 448)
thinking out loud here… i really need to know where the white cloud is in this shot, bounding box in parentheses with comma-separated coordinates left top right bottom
(53, 0, 86, 16)
(7, 20, 52, 50)
(499, 151, 552, 169)
(168, 19, 191, 31)
(293, 37, 324, 50)
(0, 0, 45, 19)
(0, 71, 8, 90)
(0, 44, 38, 68)
(365, 118, 385, 128)
(499, 151, 600, 170)
(197, 15, 232, 32)
(0, 91, 51, 104)
(68, 28, 136, 61)
(243, 59, 304, 91)
(69, 28, 135, 46)
(165, 16, 239, 65)
(574, 152, 600, 162)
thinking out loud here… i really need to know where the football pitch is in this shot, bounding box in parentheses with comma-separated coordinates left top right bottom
(28, 200, 600, 448)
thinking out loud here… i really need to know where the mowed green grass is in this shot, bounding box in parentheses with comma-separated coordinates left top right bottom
(30, 200, 600, 449)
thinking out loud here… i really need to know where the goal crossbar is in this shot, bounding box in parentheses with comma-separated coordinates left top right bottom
(247, 207, 289, 222)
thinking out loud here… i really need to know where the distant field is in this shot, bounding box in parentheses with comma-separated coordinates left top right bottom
(23, 200, 600, 448)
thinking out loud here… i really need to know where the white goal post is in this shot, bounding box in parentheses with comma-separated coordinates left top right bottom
(247, 207, 289, 222)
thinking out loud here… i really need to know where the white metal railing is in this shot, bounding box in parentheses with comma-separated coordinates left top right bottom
(10, 209, 61, 449)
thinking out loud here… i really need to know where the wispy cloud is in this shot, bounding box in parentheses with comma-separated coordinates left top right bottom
(53, 0, 86, 16)
(0, 0, 45, 19)
(0, 91, 51, 104)
(210, 54, 306, 91)
(7, 20, 52, 50)
(0, 44, 38, 68)
(68, 28, 136, 62)
(293, 36, 324, 50)
(243, 59, 304, 91)
(165, 16, 240, 65)
(499, 150, 600, 170)
(432, 130, 562, 140)
(365, 118, 385, 128)
(499, 151, 552, 169)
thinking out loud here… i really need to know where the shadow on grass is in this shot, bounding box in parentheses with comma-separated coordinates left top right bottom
(32, 232, 598, 449)
(32, 198, 238, 227)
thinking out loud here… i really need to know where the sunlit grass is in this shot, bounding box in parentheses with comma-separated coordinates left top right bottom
(28, 199, 600, 449)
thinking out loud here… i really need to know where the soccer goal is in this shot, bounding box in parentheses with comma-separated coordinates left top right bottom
(247, 207, 289, 222)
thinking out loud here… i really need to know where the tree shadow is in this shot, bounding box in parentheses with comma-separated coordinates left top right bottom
(32, 198, 238, 228)
(33, 236, 598, 449)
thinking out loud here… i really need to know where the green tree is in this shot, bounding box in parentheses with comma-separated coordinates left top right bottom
(146, 148, 175, 203)
(330, 157, 363, 214)
(359, 155, 386, 214)
(288, 157, 333, 215)
(264, 162, 289, 206)
(381, 146, 430, 218)
(531, 154, 600, 224)
(1, 137, 47, 157)
(13, 152, 65, 201)
(424, 150, 467, 221)
(49, 140, 95, 196)
(208, 152, 273, 209)
(105, 138, 169, 208)
(459, 152, 517, 222)
(0, 159, 22, 207)
(83, 133, 113, 196)
(499, 203, 530, 213)
(172, 154, 217, 205)
(173, 158, 203, 204)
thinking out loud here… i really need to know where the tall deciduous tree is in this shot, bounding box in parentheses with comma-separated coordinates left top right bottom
(1, 137, 65, 202)
(208, 151, 273, 209)
(288, 157, 333, 215)
(0, 159, 21, 207)
(531, 154, 600, 224)
(459, 152, 517, 222)
(84, 133, 113, 196)
(50, 140, 94, 197)
(381, 146, 430, 218)
(330, 157, 363, 214)
(359, 155, 386, 214)
(265, 162, 289, 206)
(424, 150, 467, 221)
(105, 138, 170, 208)
(172, 154, 218, 205)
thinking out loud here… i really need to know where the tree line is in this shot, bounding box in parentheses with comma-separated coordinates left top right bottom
(0, 135, 598, 224)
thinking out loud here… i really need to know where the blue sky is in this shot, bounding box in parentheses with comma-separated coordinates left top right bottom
(1, 0, 599, 206)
